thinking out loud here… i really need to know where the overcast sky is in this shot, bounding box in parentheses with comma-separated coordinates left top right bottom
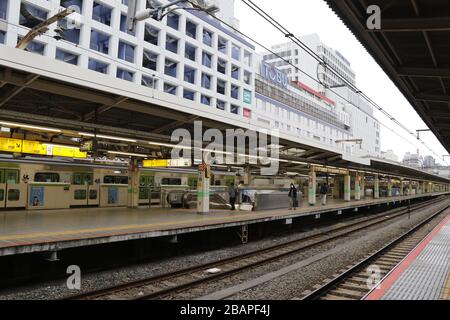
(234, 0, 449, 165)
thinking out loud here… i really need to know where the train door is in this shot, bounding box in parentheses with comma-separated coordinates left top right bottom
(0, 169, 26, 208)
(139, 175, 155, 205)
(71, 172, 98, 207)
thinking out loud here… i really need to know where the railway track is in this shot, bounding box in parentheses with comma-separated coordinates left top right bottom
(64, 196, 449, 300)
(301, 201, 450, 300)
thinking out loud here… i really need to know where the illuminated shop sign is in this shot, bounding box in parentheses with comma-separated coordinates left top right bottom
(260, 62, 288, 88)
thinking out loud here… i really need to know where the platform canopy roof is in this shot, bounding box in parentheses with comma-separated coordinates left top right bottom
(325, 0, 450, 153)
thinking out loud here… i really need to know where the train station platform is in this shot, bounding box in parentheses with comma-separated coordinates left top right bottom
(0, 192, 449, 257)
(365, 210, 450, 300)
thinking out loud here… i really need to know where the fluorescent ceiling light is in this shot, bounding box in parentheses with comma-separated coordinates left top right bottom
(0, 121, 61, 133)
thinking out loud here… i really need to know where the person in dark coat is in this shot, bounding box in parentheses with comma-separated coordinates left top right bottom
(228, 183, 237, 210)
(288, 183, 298, 210)
(320, 183, 329, 205)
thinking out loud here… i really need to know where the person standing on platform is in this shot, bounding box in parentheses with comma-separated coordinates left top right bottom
(229, 183, 237, 211)
(320, 183, 329, 205)
(288, 183, 298, 210)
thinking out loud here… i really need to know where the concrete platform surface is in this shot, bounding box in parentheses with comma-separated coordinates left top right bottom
(365, 210, 450, 300)
(0, 192, 448, 256)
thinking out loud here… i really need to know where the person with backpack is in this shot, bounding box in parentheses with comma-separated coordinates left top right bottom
(288, 183, 298, 210)
(320, 183, 329, 205)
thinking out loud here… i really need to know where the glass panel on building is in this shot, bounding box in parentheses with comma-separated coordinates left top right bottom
(201, 95, 211, 106)
(166, 12, 179, 30)
(88, 59, 108, 74)
(244, 50, 252, 67)
(202, 51, 212, 68)
(142, 50, 157, 71)
(117, 68, 134, 82)
(166, 35, 178, 53)
(90, 29, 109, 54)
(217, 58, 226, 74)
(217, 79, 226, 95)
(164, 83, 177, 95)
(231, 105, 239, 114)
(231, 65, 239, 80)
(216, 100, 226, 110)
(22, 40, 45, 55)
(118, 41, 135, 63)
(0, 0, 7, 19)
(92, 1, 112, 26)
(61, 0, 83, 14)
(218, 36, 227, 54)
(183, 89, 195, 101)
(186, 20, 197, 39)
(0, 30, 5, 44)
(164, 59, 177, 78)
(120, 14, 135, 35)
(232, 44, 240, 61)
(185, 43, 196, 61)
(142, 75, 157, 88)
(231, 85, 239, 99)
(56, 49, 78, 65)
(144, 25, 159, 45)
(184, 66, 196, 84)
(244, 70, 251, 85)
(57, 19, 80, 44)
(20, 3, 48, 28)
(201, 73, 211, 89)
(203, 28, 212, 46)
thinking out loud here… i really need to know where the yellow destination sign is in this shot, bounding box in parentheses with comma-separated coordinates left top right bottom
(0, 138, 22, 153)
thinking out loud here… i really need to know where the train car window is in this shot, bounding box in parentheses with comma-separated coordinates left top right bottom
(161, 178, 182, 185)
(89, 190, 98, 200)
(0, 189, 4, 201)
(7, 190, 20, 201)
(103, 176, 128, 184)
(5, 170, 19, 184)
(74, 190, 87, 200)
(73, 173, 93, 185)
(35, 172, 60, 183)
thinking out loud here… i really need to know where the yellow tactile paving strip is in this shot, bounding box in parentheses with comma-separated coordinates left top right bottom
(440, 270, 450, 300)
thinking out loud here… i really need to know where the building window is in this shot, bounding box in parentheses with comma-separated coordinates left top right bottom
(202, 51, 212, 68)
(55, 49, 78, 65)
(62, 0, 83, 13)
(184, 66, 196, 84)
(217, 79, 226, 95)
(164, 59, 177, 78)
(143, 50, 158, 71)
(164, 82, 177, 95)
(231, 65, 239, 80)
(231, 105, 239, 115)
(201, 73, 211, 89)
(166, 35, 178, 53)
(117, 68, 134, 82)
(167, 13, 179, 30)
(144, 25, 159, 45)
(118, 41, 135, 63)
(120, 14, 135, 35)
(231, 85, 239, 100)
(22, 40, 45, 55)
(0, 30, 5, 44)
(90, 30, 109, 54)
(218, 36, 227, 54)
(243, 108, 251, 118)
(203, 28, 212, 46)
(142, 75, 156, 88)
(20, 3, 47, 28)
(244, 50, 252, 67)
(88, 59, 108, 74)
(58, 19, 80, 44)
(244, 70, 251, 85)
(185, 43, 196, 61)
(216, 100, 226, 110)
(183, 89, 195, 101)
(92, 1, 112, 26)
(201, 95, 211, 106)
(217, 58, 227, 74)
(186, 20, 197, 39)
(0, 0, 7, 19)
(232, 44, 240, 61)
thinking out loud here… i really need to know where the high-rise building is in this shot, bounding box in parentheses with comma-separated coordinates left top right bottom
(423, 155, 436, 168)
(403, 152, 424, 168)
(262, 34, 381, 157)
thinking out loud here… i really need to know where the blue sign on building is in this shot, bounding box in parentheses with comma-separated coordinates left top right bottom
(260, 62, 289, 88)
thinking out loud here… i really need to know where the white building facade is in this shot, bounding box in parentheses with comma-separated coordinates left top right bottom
(262, 34, 381, 157)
